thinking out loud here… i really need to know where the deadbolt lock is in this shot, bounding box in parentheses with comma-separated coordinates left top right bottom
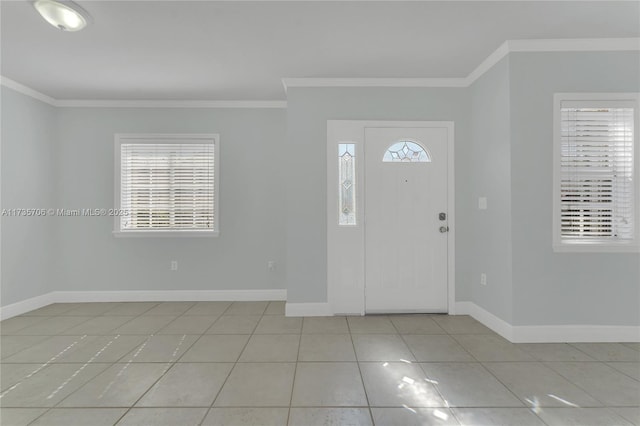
(439, 212, 446, 221)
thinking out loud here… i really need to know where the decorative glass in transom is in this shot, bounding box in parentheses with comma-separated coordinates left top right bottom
(383, 140, 431, 162)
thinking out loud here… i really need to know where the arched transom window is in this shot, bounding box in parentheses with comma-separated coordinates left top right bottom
(382, 140, 431, 163)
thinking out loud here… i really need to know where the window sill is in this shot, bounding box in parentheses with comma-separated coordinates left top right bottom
(113, 230, 219, 238)
(553, 242, 639, 253)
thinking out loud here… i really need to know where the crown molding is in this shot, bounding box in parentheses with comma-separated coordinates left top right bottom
(281, 77, 467, 91)
(0, 79, 287, 108)
(3, 38, 639, 105)
(54, 99, 287, 108)
(464, 41, 511, 86)
(507, 37, 640, 53)
(283, 37, 640, 90)
(0, 76, 56, 106)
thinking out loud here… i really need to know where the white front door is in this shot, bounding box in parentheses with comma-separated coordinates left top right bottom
(364, 127, 448, 313)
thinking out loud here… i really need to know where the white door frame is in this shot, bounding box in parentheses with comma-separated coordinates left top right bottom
(327, 120, 456, 315)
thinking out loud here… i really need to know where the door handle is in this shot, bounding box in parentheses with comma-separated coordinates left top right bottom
(439, 226, 449, 233)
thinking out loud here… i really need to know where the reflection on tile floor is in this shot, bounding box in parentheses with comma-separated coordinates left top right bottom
(1, 301, 638, 425)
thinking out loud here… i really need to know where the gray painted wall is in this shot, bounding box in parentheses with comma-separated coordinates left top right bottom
(509, 51, 640, 326)
(1, 87, 56, 305)
(2, 50, 638, 329)
(285, 87, 471, 303)
(52, 107, 286, 294)
(468, 57, 514, 323)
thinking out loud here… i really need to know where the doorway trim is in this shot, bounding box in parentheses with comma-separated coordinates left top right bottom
(327, 120, 455, 316)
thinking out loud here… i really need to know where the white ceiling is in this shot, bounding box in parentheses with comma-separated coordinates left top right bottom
(1, 1, 638, 100)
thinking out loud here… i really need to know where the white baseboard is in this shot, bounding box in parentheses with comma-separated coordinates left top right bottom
(0, 289, 287, 320)
(285, 302, 332, 317)
(52, 289, 287, 303)
(0, 293, 56, 321)
(455, 301, 640, 343)
(514, 325, 640, 343)
(3, 292, 637, 342)
(455, 301, 514, 341)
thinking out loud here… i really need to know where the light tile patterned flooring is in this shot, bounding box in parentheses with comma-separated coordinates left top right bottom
(0, 301, 638, 425)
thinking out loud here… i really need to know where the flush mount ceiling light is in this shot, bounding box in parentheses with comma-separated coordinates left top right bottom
(33, 0, 91, 32)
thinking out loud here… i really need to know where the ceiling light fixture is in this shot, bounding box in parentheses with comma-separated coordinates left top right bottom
(33, 0, 91, 32)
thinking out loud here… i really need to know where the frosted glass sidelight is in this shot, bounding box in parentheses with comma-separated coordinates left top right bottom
(338, 143, 356, 225)
(383, 140, 431, 162)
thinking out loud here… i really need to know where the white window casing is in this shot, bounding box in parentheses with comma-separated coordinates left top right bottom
(114, 134, 219, 237)
(553, 93, 639, 252)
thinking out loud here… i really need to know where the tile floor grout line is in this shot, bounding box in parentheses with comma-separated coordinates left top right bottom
(29, 359, 112, 413)
(2, 305, 638, 425)
(620, 342, 640, 353)
(448, 332, 497, 363)
(606, 362, 640, 382)
(102, 327, 207, 425)
(534, 362, 622, 424)
(110, 301, 178, 333)
(198, 311, 227, 335)
(286, 313, 304, 425)
(544, 359, 636, 408)
(1, 335, 91, 396)
(1, 315, 51, 334)
(5, 403, 636, 409)
(48, 330, 200, 419)
(391, 317, 463, 424)
(197, 304, 263, 425)
(24, 406, 53, 426)
(566, 342, 604, 361)
(6, 317, 93, 337)
(346, 316, 376, 426)
(111, 405, 134, 425)
(472, 359, 532, 408)
(1, 335, 63, 361)
(527, 407, 553, 426)
(49, 341, 147, 410)
(68, 316, 140, 336)
(119, 348, 189, 422)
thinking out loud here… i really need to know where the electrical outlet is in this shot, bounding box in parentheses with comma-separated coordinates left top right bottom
(171, 260, 178, 271)
(267, 261, 276, 271)
(480, 273, 487, 286)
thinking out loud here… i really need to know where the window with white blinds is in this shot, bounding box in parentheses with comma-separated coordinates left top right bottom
(554, 95, 639, 252)
(115, 134, 219, 236)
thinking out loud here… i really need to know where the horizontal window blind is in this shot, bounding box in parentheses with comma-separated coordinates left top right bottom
(560, 106, 634, 242)
(120, 142, 215, 231)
